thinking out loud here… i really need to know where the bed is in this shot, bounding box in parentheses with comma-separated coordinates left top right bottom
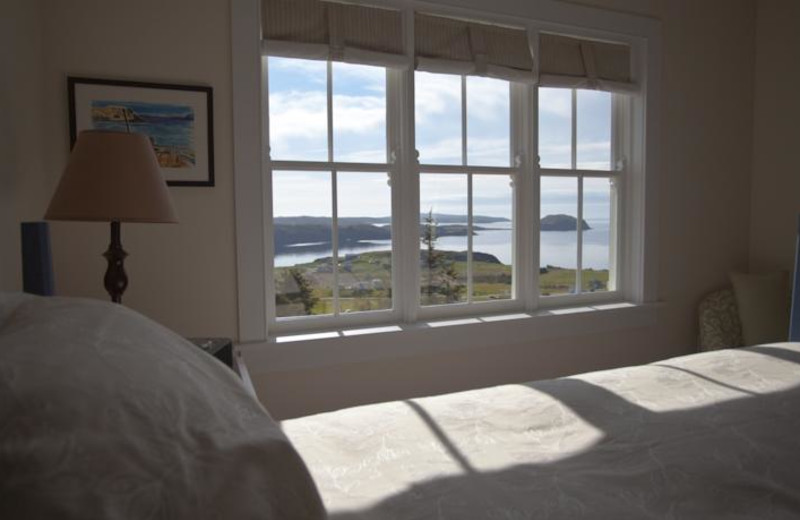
(0, 293, 325, 519)
(283, 343, 800, 519)
(3, 293, 800, 519)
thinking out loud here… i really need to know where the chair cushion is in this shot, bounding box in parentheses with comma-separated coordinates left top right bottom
(698, 288, 743, 351)
(729, 271, 790, 346)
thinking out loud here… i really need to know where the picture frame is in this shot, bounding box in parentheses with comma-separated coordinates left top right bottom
(68, 76, 214, 187)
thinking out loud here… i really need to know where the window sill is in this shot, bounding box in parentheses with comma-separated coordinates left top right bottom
(239, 301, 661, 373)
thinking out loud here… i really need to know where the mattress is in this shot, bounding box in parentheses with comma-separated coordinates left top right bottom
(284, 344, 800, 519)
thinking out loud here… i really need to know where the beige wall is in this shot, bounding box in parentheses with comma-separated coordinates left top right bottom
(38, 0, 239, 338)
(749, 0, 800, 273)
(3, 0, 761, 419)
(260, 0, 759, 418)
(0, 0, 47, 292)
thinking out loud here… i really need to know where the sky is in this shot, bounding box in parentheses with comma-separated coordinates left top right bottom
(267, 57, 613, 221)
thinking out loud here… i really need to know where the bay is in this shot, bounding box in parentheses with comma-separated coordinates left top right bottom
(274, 219, 611, 269)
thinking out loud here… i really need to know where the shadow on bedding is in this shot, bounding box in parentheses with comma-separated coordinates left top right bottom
(328, 377, 800, 519)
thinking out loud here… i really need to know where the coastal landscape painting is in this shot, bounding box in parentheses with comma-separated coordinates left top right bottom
(91, 100, 196, 169)
(69, 77, 214, 186)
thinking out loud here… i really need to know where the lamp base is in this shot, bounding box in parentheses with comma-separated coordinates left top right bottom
(103, 221, 128, 304)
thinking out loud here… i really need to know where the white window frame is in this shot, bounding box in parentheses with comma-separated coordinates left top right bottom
(535, 87, 626, 308)
(415, 74, 519, 320)
(264, 59, 401, 332)
(232, 0, 661, 342)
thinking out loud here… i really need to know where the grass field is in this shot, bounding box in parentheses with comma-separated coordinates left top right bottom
(275, 251, 610, 316)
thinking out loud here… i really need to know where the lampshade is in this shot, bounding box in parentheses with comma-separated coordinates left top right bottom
(45, 131, 178, 223)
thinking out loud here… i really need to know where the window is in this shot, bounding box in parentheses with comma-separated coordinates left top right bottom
(268, 58, 393, 319)
(416, 72, 514, 306)
(241, 2, 651, 335)
(538, 88, 619, 297)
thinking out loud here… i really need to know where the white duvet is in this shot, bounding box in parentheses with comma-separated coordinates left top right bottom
(284, 342, 800, 519)
(0, 293, 325, 520)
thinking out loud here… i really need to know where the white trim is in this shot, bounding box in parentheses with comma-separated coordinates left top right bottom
(231, 0, 662, 341)
(262, 56, 278, 327)
(271, 160, 389, 172)
(232, 0, 268, 341)
(241, 302, 661, 373)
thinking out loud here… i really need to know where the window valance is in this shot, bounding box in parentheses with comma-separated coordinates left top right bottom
(414, 13, 535, 83)
(537, 33, 637, 93)
(261, 0, 408, 68)
(261, 0, 636, 91)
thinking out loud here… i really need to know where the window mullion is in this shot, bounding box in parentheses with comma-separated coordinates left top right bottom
(462, 76, 473, 303)
(398, 6, 418, 322)
(576, 175, 584, 295)
(571, 89, 582, 295)
(609, 94, 625, 293)
(263, 57, 278, 327)
(511, 82, 535, 311)
(327, 61, 340, 316)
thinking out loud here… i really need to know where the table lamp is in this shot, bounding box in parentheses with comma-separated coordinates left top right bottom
(45, 130, 178, 303)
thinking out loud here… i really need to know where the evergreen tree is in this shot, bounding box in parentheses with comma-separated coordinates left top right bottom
(421, 209, 441, 300)
(285, 267, 319, 315)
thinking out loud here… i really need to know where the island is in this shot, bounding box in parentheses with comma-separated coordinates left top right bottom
(540, 214, 591, 231)
(274, 213, 588, 252)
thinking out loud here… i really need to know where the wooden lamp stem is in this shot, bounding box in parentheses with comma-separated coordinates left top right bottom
(103, 220, 128, 303)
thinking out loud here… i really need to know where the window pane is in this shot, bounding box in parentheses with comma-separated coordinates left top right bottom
(539, 176, 578, 296)
(467, 77, 510, 166)
(577, 90, 612, 170)
(415, 72, 462, 165)
(582, 177, 613, 292)
(337, 172, 392, 312)
(420, 174, 468, 305)
(268, 57, 328, 161)
(538, 88, 572, 169)
(332, 62, 386, 163)
(273, 171, 333, 317)
(472, 175, 513, 301)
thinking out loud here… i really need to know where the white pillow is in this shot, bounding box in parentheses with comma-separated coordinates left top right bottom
(0, 294, 325, 519)
(729, 271, 790, 346)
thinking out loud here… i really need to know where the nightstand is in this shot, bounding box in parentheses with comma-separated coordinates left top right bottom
(188, 337, 233, 369)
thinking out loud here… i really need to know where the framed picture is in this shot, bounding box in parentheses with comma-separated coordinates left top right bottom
(68, 77, 214, 187)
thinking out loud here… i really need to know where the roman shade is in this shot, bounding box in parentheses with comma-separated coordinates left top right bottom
(261, 0, 408, 68)
(415, 13, 535, 83)
(537, 33, 637, 93)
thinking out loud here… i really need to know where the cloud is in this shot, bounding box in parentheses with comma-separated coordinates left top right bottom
(269, 57, 327, 86)
(467, 137, 512, 166)
(269, 90, 387, 159)
(332, 94, 385, 132)
(538, 87, 572, 117)
(333, 62, 387, 94)
(415, 72, 461, 123)
(466, 76, 510, 122)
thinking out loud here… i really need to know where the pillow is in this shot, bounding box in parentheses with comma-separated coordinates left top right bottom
(0, 293, 325, 520)
(729, 271, 790, 346)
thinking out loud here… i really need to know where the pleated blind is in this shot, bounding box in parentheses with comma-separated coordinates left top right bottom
(261, 0, 408, 68)
(262, 0, 636, 90)
(414, 13, 535, 83)
(537, 33, 636, 93)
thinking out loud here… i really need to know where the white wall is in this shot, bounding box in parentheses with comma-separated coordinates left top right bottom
(0, 0, 47, 292)
(257, 0, 759, 419)
(749, 0, 800, 273)
(38, 0, 239, 338)
(2, 0, 759, 419)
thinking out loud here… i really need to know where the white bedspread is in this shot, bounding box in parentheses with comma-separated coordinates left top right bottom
(284, 344, 800, 519)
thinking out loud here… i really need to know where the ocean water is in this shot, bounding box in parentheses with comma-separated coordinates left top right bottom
(274, 219, 611, 269)
(93, 120, 194, 149)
